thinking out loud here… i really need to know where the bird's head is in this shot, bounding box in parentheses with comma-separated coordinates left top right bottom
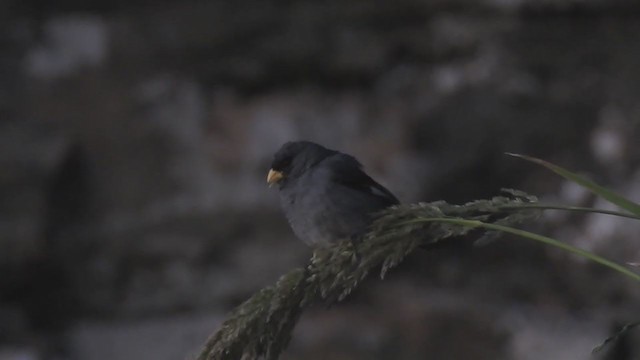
(267, 141, 335, 188)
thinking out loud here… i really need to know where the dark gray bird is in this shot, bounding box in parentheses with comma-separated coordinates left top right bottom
(267, 141, 399, 248)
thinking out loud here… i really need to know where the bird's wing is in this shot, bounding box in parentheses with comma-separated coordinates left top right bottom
(322, 153, 399, 206)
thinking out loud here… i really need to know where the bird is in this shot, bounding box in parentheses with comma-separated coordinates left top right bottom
(267, 141, 399, 248)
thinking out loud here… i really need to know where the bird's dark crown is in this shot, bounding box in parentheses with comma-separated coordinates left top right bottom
(271, 141, 335, 175)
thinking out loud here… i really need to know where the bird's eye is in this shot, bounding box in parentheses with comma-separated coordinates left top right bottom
(272, 155, 292, 172)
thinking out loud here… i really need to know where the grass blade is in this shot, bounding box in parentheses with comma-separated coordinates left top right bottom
(497, 204, 640, 220)
(506, 153, 640, 216)
(402, 217, 640, 283)
(592, 321, 640, 354)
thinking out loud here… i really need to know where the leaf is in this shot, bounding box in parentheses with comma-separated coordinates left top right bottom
(506, 153, 640, 216)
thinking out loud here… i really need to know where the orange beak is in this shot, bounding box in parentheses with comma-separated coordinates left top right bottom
(267, 169, 284, 187)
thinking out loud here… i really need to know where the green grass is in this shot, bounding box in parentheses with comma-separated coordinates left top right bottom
(196, 154, 640, 359)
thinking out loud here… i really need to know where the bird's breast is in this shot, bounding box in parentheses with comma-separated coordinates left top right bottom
(279, 182, 369, 248)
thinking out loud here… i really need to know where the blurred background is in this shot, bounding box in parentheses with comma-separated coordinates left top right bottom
(1, 0, 640, 359)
